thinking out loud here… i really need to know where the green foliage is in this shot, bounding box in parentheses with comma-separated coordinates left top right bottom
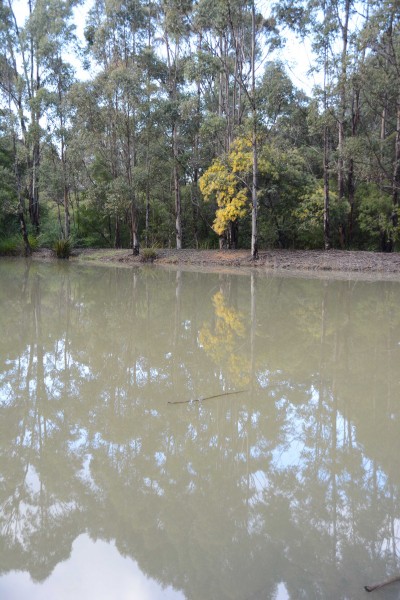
(140, 248, 158, 262)
(356, 185, 399, 251)
(257, 143, 316, 248)
(53, 238, 72, 259)
(0, 0, 398, 255)
(0, 236, 20, 255)
(199, 238, 219, 250)
(0, 233, 38, 255)
(35, 206, 65, 248)
(70, 203, 112, 248)
(28, 234, 39, 251)
(293, 184, 349, 249)
(0, 133, 18, 231)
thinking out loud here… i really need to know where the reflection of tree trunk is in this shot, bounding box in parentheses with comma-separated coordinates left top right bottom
(372, 459, 378, 560)
(331, 379, 338, 563)
(174, 271, 182, 347)
(331, 315, 341, 564)
(390, 484, 397, 561)
(316, 282, 328, 467)
(171, 271, 182, 393)
(31, 274, 48, 469)
(250, 274, 256, 385)
(62, 271, 72, 401)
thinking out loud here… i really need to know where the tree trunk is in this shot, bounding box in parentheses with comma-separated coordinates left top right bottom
(115, 217, 121, 248)
(29, 30, 40, 233)
(29, 139, 40, 231)
(250, 0, 258, 259)
(228, 221, 238, 249)
(324, 123, 331, 250)
(173, 144, 182, 249)
(165, 30, 182, 250)
(59, 69, 70, 239)
(323, 0, 331, 250)
(13, 134, 31, 256)
(131, 199, 139, 255)
(347, 84, 360, 243)
(337, 0, 351, 208)
(63, 181, 70, 240)
(391, 98, 400, 249)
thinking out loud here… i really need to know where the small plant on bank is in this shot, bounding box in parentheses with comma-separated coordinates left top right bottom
(54, 238, 71, 259)
(28, 235, 39, 251)
(140, 248, 158, 263)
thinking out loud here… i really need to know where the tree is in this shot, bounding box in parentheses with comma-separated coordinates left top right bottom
(199, 137, 252, 248)
(159, 0, 193, 249)
(0, 0, 80, 245)
(357, 1, 400, 250)
(83, 0, 155, 253)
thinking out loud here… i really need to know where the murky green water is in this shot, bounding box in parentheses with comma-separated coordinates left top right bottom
(1, 259, 400, 599)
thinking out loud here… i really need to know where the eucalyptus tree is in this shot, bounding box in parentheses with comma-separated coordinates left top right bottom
(277, 0, 376, 249)
(84, 0, 157, 252)
(222, 0, 280, 257)
(0, 0, 80, 236)
(43, 56, 78, 239)
(0, 110, 32, 254)
(357, 1, 400, 250)
(157, 0, 194, 249)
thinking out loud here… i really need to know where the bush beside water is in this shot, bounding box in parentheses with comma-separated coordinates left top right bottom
(53, 238, 71, 259)
(140, 248, 158, 262)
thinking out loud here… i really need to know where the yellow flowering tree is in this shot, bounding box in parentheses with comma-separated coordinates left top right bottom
(199, 138, 253, 248)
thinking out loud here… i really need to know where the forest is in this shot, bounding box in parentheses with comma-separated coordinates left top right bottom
(0, 0, 399, 256)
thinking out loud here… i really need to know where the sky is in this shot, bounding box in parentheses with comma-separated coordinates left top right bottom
(0, 534, 185, 600)
(11, 0, 319, 94)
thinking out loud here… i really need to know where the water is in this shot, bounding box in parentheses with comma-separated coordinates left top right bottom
(1, 259, 400, 599)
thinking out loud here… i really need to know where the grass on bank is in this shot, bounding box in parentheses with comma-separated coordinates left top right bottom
(0, 234, 39, 255)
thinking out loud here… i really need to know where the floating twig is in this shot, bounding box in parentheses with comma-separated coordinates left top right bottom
(365, 575, 400, 592)
(168, 390, 247, 405)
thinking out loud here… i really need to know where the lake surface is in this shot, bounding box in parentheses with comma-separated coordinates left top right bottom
(1, 259, 400, 599)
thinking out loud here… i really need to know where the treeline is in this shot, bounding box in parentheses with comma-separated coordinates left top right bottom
(0, 0, 399, 255)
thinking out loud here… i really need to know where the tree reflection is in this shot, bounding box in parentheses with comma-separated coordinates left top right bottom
(1, 261, 400, 598)
(199, 278, 251, 387)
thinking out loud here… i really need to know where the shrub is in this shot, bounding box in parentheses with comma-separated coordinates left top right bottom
(140, 248, 158, 262)
(53, 238, 71, 259)
(0, 236, 20, 255)
(357, 185, 399, 251)
(28, 235, 39, 251)
(292, 183, 349, 249)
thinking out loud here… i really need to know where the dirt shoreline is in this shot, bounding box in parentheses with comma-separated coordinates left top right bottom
(25, 247, 400, 278)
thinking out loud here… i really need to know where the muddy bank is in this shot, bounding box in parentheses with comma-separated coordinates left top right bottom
(26, 247, 400, 277)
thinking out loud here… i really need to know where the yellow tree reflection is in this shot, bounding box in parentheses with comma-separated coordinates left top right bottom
(199, 290, 250, 387)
